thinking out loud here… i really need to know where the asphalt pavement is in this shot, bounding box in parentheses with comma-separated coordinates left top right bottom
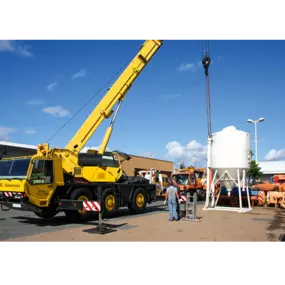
(0, 201, 168, 240)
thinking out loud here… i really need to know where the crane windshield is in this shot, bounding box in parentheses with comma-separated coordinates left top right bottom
(0, 158, 31, 179)
(172, 174, 188, 185)
(101, 152, 119, 168)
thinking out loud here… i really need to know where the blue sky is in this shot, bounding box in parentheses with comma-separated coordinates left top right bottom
(0, 40, 284, 165)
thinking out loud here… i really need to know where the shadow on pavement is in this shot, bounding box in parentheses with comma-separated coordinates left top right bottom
(11, 215, 77, 227)
(266, 209, 285, 241)
(82, 222, 129, 235)
(10, 204, 167, 227)
(85, 222, 128, 228)
(105, 204, 167, 219)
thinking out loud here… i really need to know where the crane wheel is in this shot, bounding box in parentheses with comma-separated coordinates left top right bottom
(128, 188, 147, 214)
(102, 189, 116, 216)
(34, 208, 58, 220)
(64, 188, 95, 223)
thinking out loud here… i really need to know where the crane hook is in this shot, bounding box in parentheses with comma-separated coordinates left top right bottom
(202, 52, 211, 76)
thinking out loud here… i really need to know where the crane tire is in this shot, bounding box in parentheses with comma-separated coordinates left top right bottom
(128, 188, 147, 214)
(34, 208, 58, 220)
(64, 188, 95, 223)
(102, 188, 116, 216)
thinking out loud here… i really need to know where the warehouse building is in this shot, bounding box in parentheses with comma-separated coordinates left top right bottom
(258, 161, 285, 182)
(121, 154, 173, 177)
(0, 141, 37, 157)
(0, 141, 174, 177)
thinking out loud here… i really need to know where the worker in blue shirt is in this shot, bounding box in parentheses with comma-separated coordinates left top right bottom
(164, 180, 180, 221)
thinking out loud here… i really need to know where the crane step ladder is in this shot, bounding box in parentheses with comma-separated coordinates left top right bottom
(180, 192, 200, 222)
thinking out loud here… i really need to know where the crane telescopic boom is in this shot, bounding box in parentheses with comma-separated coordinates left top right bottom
(66, 40, 163, 154)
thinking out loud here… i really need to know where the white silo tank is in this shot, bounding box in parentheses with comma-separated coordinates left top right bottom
(210, 126, 250, 191)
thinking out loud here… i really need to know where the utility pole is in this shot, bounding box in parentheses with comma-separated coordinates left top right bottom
(247, 118, 264, 163)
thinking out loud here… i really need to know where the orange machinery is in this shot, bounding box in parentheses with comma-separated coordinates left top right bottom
(171, 166, 206, 193)
(251, 175, 285, 207)
(154, 166, 207, 202)
(153, 166, 206, 202)
(252, 175, 285, 193)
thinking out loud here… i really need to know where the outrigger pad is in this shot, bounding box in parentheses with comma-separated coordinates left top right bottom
(83, 223, 117, 235)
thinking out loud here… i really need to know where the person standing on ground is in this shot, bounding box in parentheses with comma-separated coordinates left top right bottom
(164, 180, 180, 222)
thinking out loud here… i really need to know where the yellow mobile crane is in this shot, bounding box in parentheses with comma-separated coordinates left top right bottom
(0, 40, 162, 222)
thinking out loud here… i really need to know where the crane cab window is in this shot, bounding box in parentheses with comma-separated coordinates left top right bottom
(172, 174, 188, 185)
(0, 158, 31, 178)
(155, 172, 159, 182)
(162, 177, 169, 183)
(101, 153, 119, 168)
(29, 160, 53, 185)
(195, 172, 202, 179)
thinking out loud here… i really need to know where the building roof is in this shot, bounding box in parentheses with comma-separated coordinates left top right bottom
(0, 141, 37, 150)
(129, 154, 173, 164)
(258, 161, 285, 174)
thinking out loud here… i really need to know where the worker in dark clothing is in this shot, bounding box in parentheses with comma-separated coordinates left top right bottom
(176, 185, 182, 220)
(202, 53, 211, 76)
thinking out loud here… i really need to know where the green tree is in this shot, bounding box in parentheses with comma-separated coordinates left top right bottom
(247, 150, 263, 184)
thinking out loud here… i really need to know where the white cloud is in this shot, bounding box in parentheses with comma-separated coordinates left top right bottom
(47, 81, 58, 91)
(141, 152, 155, 158)
(0, 40, 33, 57)
(17, 45, 33, 57)
(166, 139, 207, 167)
(177, 58, 215, 72)
(0, 40, 14, 52)
(178, 63, 196, 72)
(264, 149, 285, 161)
(162, 94, 182, 101)
(25, 129, 37, 135)
(72, 69, 87, 80)
(80, 146, 112, 153)
(42, 105, 70, 117)
(197, 61, 203, 67)
(26, 99, 44, 105)
(177, 61, 202, 72)
(0, 127, 16, 141)
(81, 146, 100, 153)
(47, 75, 62, 91)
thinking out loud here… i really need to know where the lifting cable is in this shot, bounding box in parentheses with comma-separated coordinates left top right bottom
(201, 40, 212, 137)
(46, 55, 136, 143)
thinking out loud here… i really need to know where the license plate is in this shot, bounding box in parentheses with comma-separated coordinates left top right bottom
(12, 203, 21, 208)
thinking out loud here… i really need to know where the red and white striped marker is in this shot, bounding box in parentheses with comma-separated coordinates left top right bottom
(3, 192, 23, 198)
(258, 191, 265, 204)
(83, 201, 101, 212)
(180, 195, 187, 202)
